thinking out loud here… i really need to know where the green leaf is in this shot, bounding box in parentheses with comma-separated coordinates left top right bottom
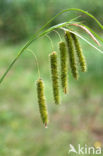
(62, 27, 103, 54)
(81, 23, 103, 43)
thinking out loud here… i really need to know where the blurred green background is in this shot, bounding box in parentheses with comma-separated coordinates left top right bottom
(0, 0, 103, 156)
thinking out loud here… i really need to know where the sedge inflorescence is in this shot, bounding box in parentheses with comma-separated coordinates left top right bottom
(36, 30, 87, 127)
(36, 78, 48, 128)
(71, 33, 87, 72)
(50, 51, 60, 104)
(59, 41, 68, 94)
(65, 31, 79, 80)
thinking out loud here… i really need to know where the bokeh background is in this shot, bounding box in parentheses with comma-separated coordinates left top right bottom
(0, 0, 103, 156)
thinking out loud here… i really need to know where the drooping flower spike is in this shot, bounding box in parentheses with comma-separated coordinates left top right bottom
(71, 33, 87, 72)
(65, 31, 79, 80)
(59, 41, 68, 94)
(50, 51, 60, 104)
(37, 78, 48, 127)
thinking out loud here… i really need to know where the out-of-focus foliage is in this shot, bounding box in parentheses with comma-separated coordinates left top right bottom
(0, 0, 103, 42)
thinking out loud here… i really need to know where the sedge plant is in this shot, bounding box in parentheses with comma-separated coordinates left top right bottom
(0, 8, 103, 127)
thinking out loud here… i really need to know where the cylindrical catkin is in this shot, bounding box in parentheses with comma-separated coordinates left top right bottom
(59, 41, 68, 94)
(36, 78, 48, 127)
(71, 33, 87, 72)
(65, 31, 78, 80)
(50, 51, 60, 104)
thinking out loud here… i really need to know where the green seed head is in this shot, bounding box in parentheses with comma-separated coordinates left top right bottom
(71, 33, 87, 72)
(59, 41, 68, 94)
(36, 78, 48, 127)
(50, 51, 60, 104)
(65, 31, 78, 80)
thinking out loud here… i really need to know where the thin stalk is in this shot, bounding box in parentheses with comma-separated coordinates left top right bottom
(53, 30, 62, 41)
(45, 35, 54, 51)
(27, 49, 40, 78)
